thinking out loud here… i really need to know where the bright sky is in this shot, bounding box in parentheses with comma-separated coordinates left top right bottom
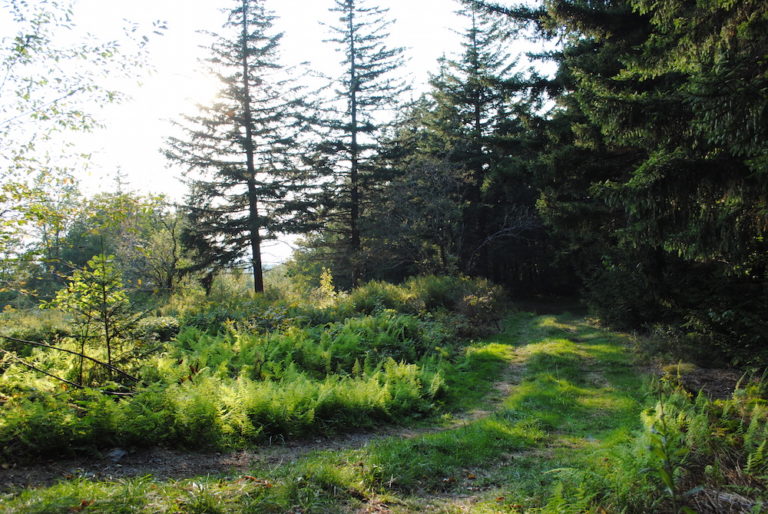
(7, 0, 547, 264)
(61, 0, 509, 264)
(73, 0, 470, 201)
(67, 0, 474, 263)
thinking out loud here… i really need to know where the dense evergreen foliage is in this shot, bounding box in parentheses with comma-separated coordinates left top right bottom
(3, 0, 763, 364)
(305, 0, 408, 288)
(471, 0, 768, 364)
(368, 3, 559, 292)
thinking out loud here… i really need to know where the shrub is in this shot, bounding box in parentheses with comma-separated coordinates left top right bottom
(164, 312, 450, 383)
(456, 288, 505, 335)
(341, 281, 413, 315)
(0, 275, 504, 460)
(337, 276, 507, 329)
(178, 296, 292, 334)
(0, 390, 123, 459)
(406, 275, 466, 311)
(133, 316, 180, 342)
(115, 386, 175, 446)
(165, 377, 226, 448)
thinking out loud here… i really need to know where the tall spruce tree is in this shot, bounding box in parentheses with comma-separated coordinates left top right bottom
(313, 0, 407, 287)
(429, 3, 517, 274)
(363, 98, 465, 279)
(165, 0, 305, 293)
(414, 2, 546, 284)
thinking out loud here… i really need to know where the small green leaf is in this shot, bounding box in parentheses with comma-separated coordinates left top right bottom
(659, 468, 674, 489)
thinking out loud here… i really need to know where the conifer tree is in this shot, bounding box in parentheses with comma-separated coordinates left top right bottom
(430, 3, 516, 273)
(355, 2, 551, 288)
(165, 0, 305, 293)
(411, 2, 545, 281)
(313, 0, 407, 287)
(49, 254, 132, 385)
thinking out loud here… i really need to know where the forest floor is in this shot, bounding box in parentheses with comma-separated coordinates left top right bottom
(0, 309, 717, 512)
(0, 355, 524, 491)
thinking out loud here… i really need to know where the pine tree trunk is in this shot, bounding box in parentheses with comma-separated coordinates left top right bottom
(101, 282, 113, 380)
(247, 179, 265, 293)
(460, 10, 486, 275)
(348, 9, 361, 286)
(240, 0, 264, 294)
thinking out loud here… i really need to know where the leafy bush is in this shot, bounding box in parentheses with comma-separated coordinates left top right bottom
(260, 275, 507, 338)
(683, 302, 768, 367)
(341, 280, 414, 315)
(0, 310, 456, 459)
(178, 297, 292, 333)
(161, 312, 448, 383)
(0, 390, 124, 458)
(0, 359, 443, 458)
(0, 275, 506, 461)
(406, 275, 467, 311)
(336, 275, 506, 336)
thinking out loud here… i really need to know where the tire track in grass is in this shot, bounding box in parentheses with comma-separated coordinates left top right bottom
(1, 312, 647, 514)
(389, 313, 647, 513)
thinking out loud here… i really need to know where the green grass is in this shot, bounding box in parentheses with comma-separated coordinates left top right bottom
(0, 311, 651, 513)
(439, 341, 512, 412)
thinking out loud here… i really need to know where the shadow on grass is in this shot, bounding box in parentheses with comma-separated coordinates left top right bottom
(279, 311, 647, 501)
(363, 415, 546, 493)
(0, 311, 650, 513)
(508, 315, 646, 440)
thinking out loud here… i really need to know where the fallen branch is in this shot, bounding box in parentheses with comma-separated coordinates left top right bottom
(0, 349, 137, 397)
(467, 209, 543, 272)
(0, 348, 82, 389)
(0, 335, 139, 383)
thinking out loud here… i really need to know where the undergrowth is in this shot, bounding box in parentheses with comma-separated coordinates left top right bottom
(0, 276, 505, 461)
(546, 377, 768, 513)
(4, 295, 764, 512)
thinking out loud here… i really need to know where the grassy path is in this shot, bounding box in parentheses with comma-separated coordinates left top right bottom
(0, 311, 649, 513)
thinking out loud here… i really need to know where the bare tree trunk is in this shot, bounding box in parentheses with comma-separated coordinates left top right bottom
(241, 0, 264, 293)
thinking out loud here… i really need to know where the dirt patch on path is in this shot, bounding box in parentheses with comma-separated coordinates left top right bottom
(648, 365, 746, 400)
(0, 354, 527, 492)
(0, 441, 349, 491)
